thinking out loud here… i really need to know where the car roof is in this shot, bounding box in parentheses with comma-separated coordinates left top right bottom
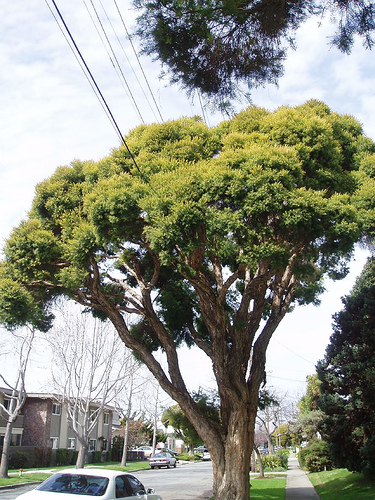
(57, 468, 132, 479)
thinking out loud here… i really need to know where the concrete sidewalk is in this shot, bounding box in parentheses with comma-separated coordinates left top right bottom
(285, 454, 320, 500)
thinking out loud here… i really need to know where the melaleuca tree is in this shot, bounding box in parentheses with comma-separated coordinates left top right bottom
(2, 101, 375, 499)
(134, 0, 375, 107)
(317, 257, 375, 477)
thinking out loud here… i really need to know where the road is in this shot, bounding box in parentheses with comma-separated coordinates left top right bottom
(0, 461, 213, 500)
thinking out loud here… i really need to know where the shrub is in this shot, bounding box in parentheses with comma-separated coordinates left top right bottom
(35, 446, 52, 467)
(276, 449, 289, 469)
(90, 450, 103, 463)
(56, 448, 78, 466)
(361, 436, 375, 478)
(178, 452, 200, 461)
(261, 452, 288, 471)
(9, 451, 30, 469)
(299, 441, 333, 472)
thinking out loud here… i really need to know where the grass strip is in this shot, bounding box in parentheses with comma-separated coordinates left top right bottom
(309, 468, 375, 500)
(249, 476, 286, 500)
(0, 473, 51, 487)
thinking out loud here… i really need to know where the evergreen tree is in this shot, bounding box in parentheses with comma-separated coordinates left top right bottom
(134, 0, 375, 106)
(317, 257, 375, 477)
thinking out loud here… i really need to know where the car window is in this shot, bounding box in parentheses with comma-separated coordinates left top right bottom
(37, 473, 109, 496)
(116, 475, 133, 498)
(126, 475, 145, 495)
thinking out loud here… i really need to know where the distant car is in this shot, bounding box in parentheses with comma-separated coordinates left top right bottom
(202, 451, 211, 461)
(135, 445, 154, 457)
(149, 452, 177, 469)
(160, 447, 179, 457)
(15, 468, 162, 500)
(194, 446, 208, 454)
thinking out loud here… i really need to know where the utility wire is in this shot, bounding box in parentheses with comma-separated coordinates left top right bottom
(97, 0, 161, 124)
(113, 0, 164, 123)
(47, 0, 142, 176)
(44, 0, 115, 134)
(86, 0, 145, 124)
(81, 0, 139, 120)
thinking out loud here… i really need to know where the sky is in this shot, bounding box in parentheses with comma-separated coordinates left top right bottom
(1, 1, 375, 400)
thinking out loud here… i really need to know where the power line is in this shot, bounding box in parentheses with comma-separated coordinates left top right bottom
(85, 0, 145, 124)
(44, 0, 115, 134)
(273, 339, 317, 366)
(113, 0, 164, 123)
(46, 0, 142, 176)
(97, 0, 162, 124)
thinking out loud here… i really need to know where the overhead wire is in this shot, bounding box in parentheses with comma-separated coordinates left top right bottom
(113, 0, 164, 123)
(46, 0, 142, 176)
(97, 0, 162, 124)
(84, 0, 145, 124)
(44, 0, 116, 138)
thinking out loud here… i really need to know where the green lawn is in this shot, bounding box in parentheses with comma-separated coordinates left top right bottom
(309, 468, 375, 500)
(250, 476, 286, 500)
(0, 473, 51, 487)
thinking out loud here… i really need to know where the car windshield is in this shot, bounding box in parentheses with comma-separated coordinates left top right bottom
(36, 473, 109, 496)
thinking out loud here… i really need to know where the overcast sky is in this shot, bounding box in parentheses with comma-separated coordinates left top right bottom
(1, 1, 374, 398)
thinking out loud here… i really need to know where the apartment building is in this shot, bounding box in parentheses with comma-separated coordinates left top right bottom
(0, 389, 115, 465)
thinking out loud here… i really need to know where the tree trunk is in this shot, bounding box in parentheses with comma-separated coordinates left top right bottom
(254, 447, 264, 477)
(121, 417, 129, 467)
(0, 420, 13, 478)
(76, 445, 87, 469)
(209, 405, 256, 500)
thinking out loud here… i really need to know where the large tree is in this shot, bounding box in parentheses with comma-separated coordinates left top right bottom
(317, 257, 375, 477)
(1, 101, 375, 499)
(134, 0, 375, 107)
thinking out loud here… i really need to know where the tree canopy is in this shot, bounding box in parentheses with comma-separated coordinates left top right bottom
(2, 100, 375, 499)
(134, 0, 375, 106)
(317, 257, 375, 477)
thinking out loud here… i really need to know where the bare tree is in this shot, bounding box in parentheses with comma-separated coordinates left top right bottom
(116, 360, 148, 467)
(0, 327, 35, 478)
(47, 307, 134, 468)
(256, 389, 298, 452)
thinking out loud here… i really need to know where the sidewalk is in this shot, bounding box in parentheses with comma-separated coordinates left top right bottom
(285, 454, 320, 500)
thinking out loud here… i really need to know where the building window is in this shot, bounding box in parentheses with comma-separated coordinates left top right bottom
(68, 438, 76, 449)
(101, 439, 108, 451)
(3, 398, 11, 411)
(89, 439, 96, 452)
(50, 437, 59, 449)
(103, 412, 110, 425)
(13, 434, 22, 446)
(52, 403, 61, 415)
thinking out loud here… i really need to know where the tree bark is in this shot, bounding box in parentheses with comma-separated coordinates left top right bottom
(76, 445, 87, 469)
(209, 405, 255, 500)
(0, 420, 13, 478)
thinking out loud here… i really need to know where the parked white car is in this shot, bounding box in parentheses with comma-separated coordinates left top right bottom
(15, 468, 162, 500)
(148, 452, 177, 469)
(135, 445, 154, 458)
